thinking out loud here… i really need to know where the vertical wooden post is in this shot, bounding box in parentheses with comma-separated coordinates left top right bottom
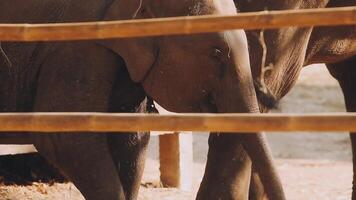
(154, 102, 193, 190)
(159, 132, 193, 191)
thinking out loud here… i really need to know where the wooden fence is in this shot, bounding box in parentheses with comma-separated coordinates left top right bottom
(0, 6, 354, 41)
(0, 6, 355, 190)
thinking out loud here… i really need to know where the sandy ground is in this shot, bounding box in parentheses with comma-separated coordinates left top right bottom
(0, 64, 353, 200)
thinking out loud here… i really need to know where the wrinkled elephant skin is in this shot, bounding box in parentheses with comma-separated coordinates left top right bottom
(0, 0, 286, 200)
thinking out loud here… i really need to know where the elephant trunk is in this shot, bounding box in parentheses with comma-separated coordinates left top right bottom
(201, 30, 286, 200)
(213, 82, 286, 200)
(240, 134, 286, 200)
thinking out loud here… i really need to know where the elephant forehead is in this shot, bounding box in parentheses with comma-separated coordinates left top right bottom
(212, 0, 238, 15)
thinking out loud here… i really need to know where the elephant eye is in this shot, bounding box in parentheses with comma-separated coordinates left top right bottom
(210, 48, 227, 79)
(211, 48, 223, 58)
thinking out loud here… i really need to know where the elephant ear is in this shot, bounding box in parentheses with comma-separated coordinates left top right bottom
(99, 0, 157, 83)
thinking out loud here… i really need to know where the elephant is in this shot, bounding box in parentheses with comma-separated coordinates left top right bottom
(0, 0, 285, 200)
(229, 0, 355, 199)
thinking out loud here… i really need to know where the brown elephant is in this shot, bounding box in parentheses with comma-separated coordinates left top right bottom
(227, 0, 355, 199)
(0, 0, 284, 200)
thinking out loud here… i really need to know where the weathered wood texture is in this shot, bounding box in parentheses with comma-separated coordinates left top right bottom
(159, 133, 193, 190)
(0, 7, 354, 41)
(0, 113, 356, 133)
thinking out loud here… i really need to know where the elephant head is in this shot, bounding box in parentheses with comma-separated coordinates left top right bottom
(102, 0, 257, 114)
(100, 0, 285, 199)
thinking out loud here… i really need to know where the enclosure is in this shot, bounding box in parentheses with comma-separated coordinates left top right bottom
(0, 5, 354, 200)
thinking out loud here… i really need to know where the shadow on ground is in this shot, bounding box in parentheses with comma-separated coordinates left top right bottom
(0, 153, 66, 185)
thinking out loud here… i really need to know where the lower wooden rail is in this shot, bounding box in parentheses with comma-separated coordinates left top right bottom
(1, 112, 354, 190)
(0, 113, 355, 133)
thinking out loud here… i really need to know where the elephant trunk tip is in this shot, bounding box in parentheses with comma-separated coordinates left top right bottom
(254, 80, 279, 111)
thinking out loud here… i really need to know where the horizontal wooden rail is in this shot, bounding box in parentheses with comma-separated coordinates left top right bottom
(0, 6, 354, 41)
(0, 113, 355, 133)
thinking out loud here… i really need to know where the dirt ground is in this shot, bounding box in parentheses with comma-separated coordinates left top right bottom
(0, 64, 353, 200)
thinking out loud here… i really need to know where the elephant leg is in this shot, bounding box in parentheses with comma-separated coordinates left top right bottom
(34, 134, 125, 200)
(106, 68, 152, 199)
(327, 56, 356, 200)
(197, 133, 253, 200)
(31, 42, 126, 200)
(107, 132, 150, 200)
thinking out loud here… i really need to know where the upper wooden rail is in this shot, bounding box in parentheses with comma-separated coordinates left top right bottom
(0, 6, 355, 41)
(0, 113, 355, 133)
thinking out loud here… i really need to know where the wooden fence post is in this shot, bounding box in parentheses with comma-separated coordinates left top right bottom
(154, 102, 193, 190)
(159, 132, 193, 191)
